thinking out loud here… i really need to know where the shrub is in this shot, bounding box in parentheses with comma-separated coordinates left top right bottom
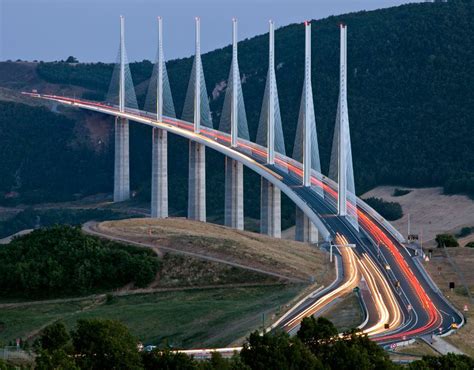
(392, 188, 411, 197)
(435, 234, 459, 248)
(457, 227, 472, 238)
(365, 197, 403, 221)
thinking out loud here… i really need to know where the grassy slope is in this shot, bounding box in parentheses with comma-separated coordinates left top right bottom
(0, 286, 301, 348)
(95, 218, 335, 284)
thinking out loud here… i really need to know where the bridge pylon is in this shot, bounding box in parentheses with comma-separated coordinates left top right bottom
(329, 24, 358, 230)
(257, 20, 285, 237)
(182, 17, 212, 222)
(220, 18, 249, 230)
(147, 17, 176, 218)
(292, 22, 322, 242)
(113, 15, 131, 202)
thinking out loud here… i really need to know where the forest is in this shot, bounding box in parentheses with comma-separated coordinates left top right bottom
(0, 226, 160, 298)
(2, 1, 474, 220)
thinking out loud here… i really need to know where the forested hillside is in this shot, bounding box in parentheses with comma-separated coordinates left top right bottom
(1, 1, 473, 219)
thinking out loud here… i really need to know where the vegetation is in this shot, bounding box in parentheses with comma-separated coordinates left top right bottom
(466, 242, 474, 248)
(0, 286, 299, 347)
(457, 226, 472, 238)
(0, 226, 160, 298)
(0, 101, 113, 206)
(392, 188, 411, 197)
(435, 233, 459, 248)
(365, 197, 403, 221)
(30, 317, 473, 369)
(0, 207, 131, 239)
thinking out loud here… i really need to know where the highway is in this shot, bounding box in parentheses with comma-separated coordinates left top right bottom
(24, 92, 464, 346)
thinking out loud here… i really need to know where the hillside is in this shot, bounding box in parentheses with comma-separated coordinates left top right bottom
(0, 1, 473, 219)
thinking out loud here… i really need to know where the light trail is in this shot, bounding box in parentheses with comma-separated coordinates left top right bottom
(283, 239, 360, 332)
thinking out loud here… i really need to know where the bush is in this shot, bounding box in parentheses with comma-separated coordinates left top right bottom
(0, 225, 161, 298)
(465, 242, 474, 248)
(435, 234, 459, 248)
(457, 227, 472, 238)
(365, 197, 403, 221)
(392, 188, 411, 197)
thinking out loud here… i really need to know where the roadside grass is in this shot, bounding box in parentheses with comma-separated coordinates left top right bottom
(0, 286, 303, 348)
(423, 247, 474, 356)
(322, 292, 363, 332)
(393, 339, 439, 357)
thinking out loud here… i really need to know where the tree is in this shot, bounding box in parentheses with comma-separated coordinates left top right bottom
(65, 56, 78, 63)
(38, 321, 70, 351)
(297, 316, 338, 358)
(409, 353, 474, 370)
(240, 331, 323, 370)
(35, 321, 78, 370)
(297, 320, 397, 370)
(72, 319, 143, 370)
(142, 348, 197, 370)
(435, 234, 459, 248)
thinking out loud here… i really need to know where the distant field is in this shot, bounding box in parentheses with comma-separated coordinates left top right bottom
(423, 247, 474, 356)
(0, 286, 302, 348)
(94, 218, 334, 284)
(362, 186, 474, 246)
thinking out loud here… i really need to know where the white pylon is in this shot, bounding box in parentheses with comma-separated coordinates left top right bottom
(194, 17, 201, 133)
(267, 20, 275, 164)
(156, 17, 164, 122)
(231, 18, 239, 147)
(119, 15, 125, 113)
(302, 21, 312, 187)
(338, 24, 348, 216)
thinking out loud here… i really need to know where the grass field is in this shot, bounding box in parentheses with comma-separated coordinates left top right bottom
(322, 293, 363, 332)
(423, 246, 474, 356)
(0, 285, 302, 348)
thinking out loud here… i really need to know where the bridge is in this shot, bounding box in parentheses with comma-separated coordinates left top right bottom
(24, 16, 464, 345)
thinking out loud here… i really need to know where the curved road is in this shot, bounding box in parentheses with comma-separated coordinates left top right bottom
(24, 92, 464, 345)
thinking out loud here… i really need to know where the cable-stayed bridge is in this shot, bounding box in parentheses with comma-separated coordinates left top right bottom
(23, 16, 463, 346)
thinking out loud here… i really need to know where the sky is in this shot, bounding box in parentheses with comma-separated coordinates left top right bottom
(0, 0, 421, 63)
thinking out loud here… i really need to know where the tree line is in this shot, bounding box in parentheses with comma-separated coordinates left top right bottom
(17, 317, 473, 370)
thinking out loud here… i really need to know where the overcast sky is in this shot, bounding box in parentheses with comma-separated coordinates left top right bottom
(0, 0, 421, 62)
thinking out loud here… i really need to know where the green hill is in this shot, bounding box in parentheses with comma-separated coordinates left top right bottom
(0, 1, 473, 221)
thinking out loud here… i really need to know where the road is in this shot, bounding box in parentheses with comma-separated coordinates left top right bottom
(24, 92, 464, 346)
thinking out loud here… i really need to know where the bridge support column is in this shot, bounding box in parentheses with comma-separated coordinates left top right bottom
(224, 157, 244, 230)
(151, 128, 168, 218)
(114, 117, 130, 202)
(188, 141, 206, 221)
(295, 207, 318, 244)
(260, 178, 281, 237)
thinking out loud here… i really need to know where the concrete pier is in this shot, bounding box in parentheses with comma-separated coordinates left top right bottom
(151, 128, 168, 218)
(224, 157, 244, 230)
(113, 117, 130, 202)
(188, 141, 206, 221)
(295, 207, 318, 243)
(260, 178, 281, 237)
